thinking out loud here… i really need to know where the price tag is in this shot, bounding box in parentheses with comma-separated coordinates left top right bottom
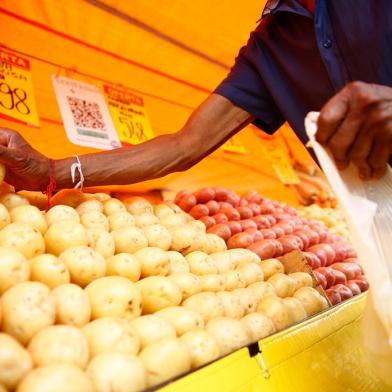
(261, 144, 300, 184)
(0, 49, 39, 127)
(221, 136, 247, 154)
(103, 85, 154, 146)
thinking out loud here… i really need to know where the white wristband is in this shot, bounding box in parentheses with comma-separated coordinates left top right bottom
(70, 156, 84, 189)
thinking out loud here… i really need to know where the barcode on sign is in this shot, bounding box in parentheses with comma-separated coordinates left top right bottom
(67, 96, 106, 130)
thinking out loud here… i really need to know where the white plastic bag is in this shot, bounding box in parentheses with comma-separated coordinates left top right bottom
(305, 112, 392, 385)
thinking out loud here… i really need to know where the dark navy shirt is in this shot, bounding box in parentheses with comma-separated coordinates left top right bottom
(215, 0, 392, 144)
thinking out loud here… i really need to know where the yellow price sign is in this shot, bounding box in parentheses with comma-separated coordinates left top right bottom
(0, 49, 39, 127)
(221, 136, 247, 154)
(261, 144, 300, 184)
(104, 85, 154, 146)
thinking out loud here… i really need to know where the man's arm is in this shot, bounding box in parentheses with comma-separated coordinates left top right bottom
(0, 94, 253, 191)
(317, 81, 392, 179)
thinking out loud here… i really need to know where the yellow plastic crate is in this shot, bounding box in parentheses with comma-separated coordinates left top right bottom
(160, 293, 390, 392)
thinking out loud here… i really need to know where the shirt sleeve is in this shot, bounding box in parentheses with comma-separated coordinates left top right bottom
(214, 31, 284, 134)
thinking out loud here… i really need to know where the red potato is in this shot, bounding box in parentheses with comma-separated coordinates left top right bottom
(349, 278, 369, 292)
(251, 216, 270, 230)
(212, 213, 229, 224)
(226, 193, 240, 207)
(285, 235, 304, 250)
(244, 228, 263, 242)
(314, 267, 335, 288)
(264, 215, 277, 226)
(194, 188, 216, 203)
(220, 208, 240, 221)
(302, 229, 320, 247)
(307, 244, 335, 266)
(332, 269, 347, 285)
(175, 191, 190, 205)
(278, 235, 303, 254)
(241, 191, 258, 201)
(345, 281, 361, 296)
(236, 207, 253, 220)
(284, 206, 297, 216)
(206, 200, 220, 215)
(326, 288, 342, 305)
(199, 216, 216, 230)
(240, 219, 257, 231)
(345, 248, 357, 258)
(218, 202, 232, 210)
(331, 263, 362, 280)
(178, 194, 197, 212)
(226, 221, 242, 236)
(247, 203, 261, 216)
(271, 225, 285, 238)
(313, 270, 327, 289)
(227, 233, 254, 249)
(272, 213, 291, 222)
(214, 188, 228, 201)
(260, 229, 276, 240)
(275, 222, 294, 235)
(269, 239, 284, 257)
(303, 252, 321, 269)
(207, 224, 231, 241)
(247, 240, 276, 260)
(189, 204, 209, 219)
(333, 284, 353, 300)
(239, 199, 249, 206)
(293, 231, 310, 250)
(260, 203, 275, 214)
(311, 226, 328, 242)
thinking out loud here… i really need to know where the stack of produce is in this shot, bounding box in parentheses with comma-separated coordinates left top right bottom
(174, 188, 369, 306)
(298, 204, 352, 240)
(0, 191, 328, 392)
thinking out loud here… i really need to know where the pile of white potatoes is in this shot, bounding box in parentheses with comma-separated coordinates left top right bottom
(0, 192, 328, 392)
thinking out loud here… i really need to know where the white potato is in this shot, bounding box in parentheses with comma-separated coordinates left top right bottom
(155, 306, 204, 336)
(167, 224, 195, 252)
(29, 254, 70, 288)
(267, 273, 296, 298)
(10, 205, 47, 234)
(108, 211, 135, 231)
(187, 220, 206, 233)
(28, 325, 89, 368)
(130, 315, 176, 349)
(139, 337, 191, 388)
(293, 287, 326, 316)
(236, 263, 264, 286)
(241, 312, 276, 342)
(91, 193, 111, 202)
(86, 228, 115, 258)
(180, 329, 220, 369)
(168, 273, 202, 299)
(259, 258, 284, 280)
(102, 198, 126, 216)
(186, 251, 217, 275)
(247, 281, 277, 303)
(209, 251, 235, 273)
(44, 220, 88, 256)
(59, 246, 106, 287)
(17, 364, 95, 392)
(167, 251, 189, 274)
(232, 288, 259, 315)
(205, 233, 227, 253)
(0, 333, 32, 390)
(0, 247, 29, 294)
(160, 214, 186, 228)
(228, 249, 260, 267)
(0, 193, 29, 210)
(154, 204, 175, 219)
(82, 318, 139, 357)
(182, 292, 224, 322)
(289, 272, 313, 291)
(257, 297, 292, 331)
(216, 291, 244, 319)
(205, 317, 250, 356)
(106, 253, 141, 282)
(52, 283, 91, 327)
(0, 222, 45, 259)
(46, 205, 80, 226)
(76, 199, 103, 215)
(124, 197, 153, 216)
(1, 282, 55, 344)
(135, 213, 159, 228)
(222, 270, 243, 291)
(199, 274, 225, 292)
(85, 276, 142, 321)
(80, 211, 109, 230)
(0, 203, 10, 230)
(111, 226, 148, 254)
(282, 297, 307, 323)
(133, 247, 170, 278)
(86, 352, 146, 392)
(136, 276, 182, 314)
(143, 224, 172, 250)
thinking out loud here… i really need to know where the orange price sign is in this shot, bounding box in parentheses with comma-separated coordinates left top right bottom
(0, 49, 39, 127)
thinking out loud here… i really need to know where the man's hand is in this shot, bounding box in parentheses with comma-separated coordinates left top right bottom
(0, 128, 50, 190)
(317, 81, 392, 179)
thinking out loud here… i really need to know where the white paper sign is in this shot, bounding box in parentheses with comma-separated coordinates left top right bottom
(52, 76, 121, 150)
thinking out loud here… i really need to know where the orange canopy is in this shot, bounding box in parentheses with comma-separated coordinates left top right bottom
(0, 0, 315, 204)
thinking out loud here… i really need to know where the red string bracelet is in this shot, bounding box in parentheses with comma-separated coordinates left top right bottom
(44, 159, 56, 211)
